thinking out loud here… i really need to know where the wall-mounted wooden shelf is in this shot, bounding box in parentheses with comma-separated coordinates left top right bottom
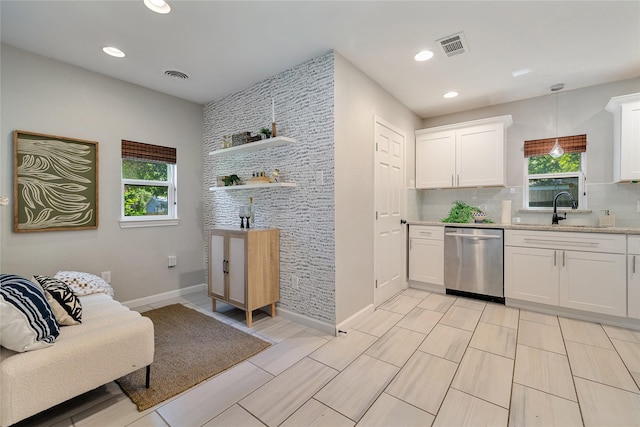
(209, 182, 297, 191)
(209, 136, 296, 158)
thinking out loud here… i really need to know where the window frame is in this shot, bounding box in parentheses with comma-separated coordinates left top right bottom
(119, 159, 179, 228)
(523, 153, 587, 210)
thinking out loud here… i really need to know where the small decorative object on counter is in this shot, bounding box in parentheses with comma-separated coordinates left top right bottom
(599, 210, 616, 227)
(222, 135, 231, 149)
(248, 197, 254, 227)
(239, 205, 251, 229)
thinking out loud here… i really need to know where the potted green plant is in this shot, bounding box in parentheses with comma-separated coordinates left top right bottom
(259, 128, 272, 139)
(442, 200, 493, 223)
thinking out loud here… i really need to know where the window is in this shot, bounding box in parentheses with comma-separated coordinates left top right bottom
(120, 140, 177, 226)
(524, 135, 586, 209)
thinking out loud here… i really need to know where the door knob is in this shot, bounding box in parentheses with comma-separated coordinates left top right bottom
(400, 219, 407, 225)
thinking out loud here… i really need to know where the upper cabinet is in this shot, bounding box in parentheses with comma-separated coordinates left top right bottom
(415, 115, 513, 189)
(606, 93, 640, 183)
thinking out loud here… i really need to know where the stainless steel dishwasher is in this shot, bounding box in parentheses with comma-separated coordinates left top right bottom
(444, 226, 504, 303)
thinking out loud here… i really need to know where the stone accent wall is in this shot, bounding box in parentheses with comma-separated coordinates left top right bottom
(202, 51, 336, 324)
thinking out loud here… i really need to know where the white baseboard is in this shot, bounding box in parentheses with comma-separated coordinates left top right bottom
(276, 306, 336, 336)
(335, 303, 375, 335)
(122, 283, 206, 309)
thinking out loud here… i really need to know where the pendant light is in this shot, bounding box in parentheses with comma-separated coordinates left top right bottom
(549, 83, 565, 158)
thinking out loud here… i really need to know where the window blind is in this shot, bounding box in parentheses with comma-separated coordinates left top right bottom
(121, 140, 176, 164)
(523, 134, 587, 157)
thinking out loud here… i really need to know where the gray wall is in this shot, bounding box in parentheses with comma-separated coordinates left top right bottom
(203, 51, 336, 324)
(0, 45, 206, 301)
(418, 78, 640, 227)
(334, 53, 423, 323)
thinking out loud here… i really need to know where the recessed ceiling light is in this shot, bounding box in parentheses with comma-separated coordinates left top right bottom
(443, 91, 459, 99)
(144, 0, 171, 14)
(414, 50, 434, 62)
(102, 46, 125, 58)
(512, 68, 532, 77)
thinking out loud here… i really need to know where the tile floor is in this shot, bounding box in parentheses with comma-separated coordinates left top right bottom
(15, 288, 640, 427)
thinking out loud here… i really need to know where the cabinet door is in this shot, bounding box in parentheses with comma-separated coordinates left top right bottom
(559, 251, 626, 317)
(209, 231, 226, 300)
(620, 101, 640, 181)
(456, 123, 505, 187)
(227, 234, 246, 307)
(416, 130, 455, 189)
(629, 253, 640, 319)
(505, 246, 559, 305)
(409, 238, 444, 286)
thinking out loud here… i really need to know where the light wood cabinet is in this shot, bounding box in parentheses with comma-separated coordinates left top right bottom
(628, 236, 640, 320)
(208, 227, 279, 327)
(606, 93, 640, 182)
(415, 115, 512, 189)
(408, 225, 444, 287)
(505, 230, 627, 317)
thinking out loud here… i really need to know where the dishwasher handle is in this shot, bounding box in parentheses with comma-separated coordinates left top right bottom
(445, 232, 502, 240)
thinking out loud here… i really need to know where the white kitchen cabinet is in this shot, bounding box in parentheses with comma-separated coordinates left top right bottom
(606, 93, 640, 182)
(628, 236, 640, 319)
(559, 250, 626, 317)
(409, 225, 444, 287)
(208, 227, 280, 327)
(415, 115, 512, 189)
(505, 230, 627, 317)
(505, 246, 559, 305)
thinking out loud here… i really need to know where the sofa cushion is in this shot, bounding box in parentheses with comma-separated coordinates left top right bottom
(54, 271, 114, 297)
(0, 274, 60, 352)
(33, 275, 82, 326)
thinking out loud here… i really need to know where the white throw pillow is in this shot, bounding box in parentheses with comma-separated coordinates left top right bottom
(54, 271, 114, 297)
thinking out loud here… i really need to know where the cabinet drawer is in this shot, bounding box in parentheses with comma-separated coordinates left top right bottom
(409, 225, 444, 240)
(505, 230, 626, 254)
(629, 235, 640, 255)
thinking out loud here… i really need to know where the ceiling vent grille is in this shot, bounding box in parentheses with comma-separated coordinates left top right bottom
(436, 32, 469, 57)
(164, 69, 190, 80)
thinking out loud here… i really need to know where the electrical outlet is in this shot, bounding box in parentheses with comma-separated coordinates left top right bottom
(315, 171, 323, 186)
(292, 275, 299, 290)
(168, 255, 177, 268)
(101, 271, 111, 284)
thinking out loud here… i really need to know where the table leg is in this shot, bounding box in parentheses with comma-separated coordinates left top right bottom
(270, 303, 276, 318)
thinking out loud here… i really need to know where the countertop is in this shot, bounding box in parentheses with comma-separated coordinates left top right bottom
(407, 221, 640, 235)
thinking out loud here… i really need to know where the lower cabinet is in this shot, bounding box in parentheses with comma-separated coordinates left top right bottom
(409, 225, 444, 287)
(208, 227, 279, 327)
(505, 230, 627, 317)
(629, 236, 640, 319)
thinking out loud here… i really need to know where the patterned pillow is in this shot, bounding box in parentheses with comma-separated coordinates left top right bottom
(0, 274, 60, 352)
(33, 275, 82, 326)
(54, 271, 114, 297)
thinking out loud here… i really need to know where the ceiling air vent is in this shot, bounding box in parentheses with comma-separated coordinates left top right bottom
(164, 69, 190, 80)
(436, 32, 469, 57)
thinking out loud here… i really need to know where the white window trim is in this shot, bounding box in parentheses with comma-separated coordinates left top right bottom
(120, 162, 178, 228)
(523, 153, 587, 210)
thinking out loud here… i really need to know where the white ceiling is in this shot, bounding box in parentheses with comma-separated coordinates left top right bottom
(1, 1, 639, 118)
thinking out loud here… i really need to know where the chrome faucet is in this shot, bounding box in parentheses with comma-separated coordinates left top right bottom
(552, 191, 577, 224)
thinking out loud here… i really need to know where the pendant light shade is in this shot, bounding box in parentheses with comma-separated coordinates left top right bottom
(549, 139, 564, 158)
(549, 84, 565, 158)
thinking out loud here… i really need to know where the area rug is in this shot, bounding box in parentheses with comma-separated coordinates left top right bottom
(116, 303, 271, 411)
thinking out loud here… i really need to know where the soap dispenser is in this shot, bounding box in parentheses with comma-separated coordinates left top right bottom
(599, 210, 615, 228)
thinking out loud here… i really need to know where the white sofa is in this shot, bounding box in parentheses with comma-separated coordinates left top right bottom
(0, 293, 154, 426)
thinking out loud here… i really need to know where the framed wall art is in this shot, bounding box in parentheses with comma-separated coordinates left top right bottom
(13, 130, 99, 232)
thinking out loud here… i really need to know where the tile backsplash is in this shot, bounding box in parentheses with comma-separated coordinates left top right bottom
(414, 183, 640, 228)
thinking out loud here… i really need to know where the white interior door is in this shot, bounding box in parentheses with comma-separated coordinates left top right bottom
(374, 117, 406, 306)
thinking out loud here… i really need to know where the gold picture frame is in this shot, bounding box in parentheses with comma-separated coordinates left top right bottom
(13, 130, 99, 232)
